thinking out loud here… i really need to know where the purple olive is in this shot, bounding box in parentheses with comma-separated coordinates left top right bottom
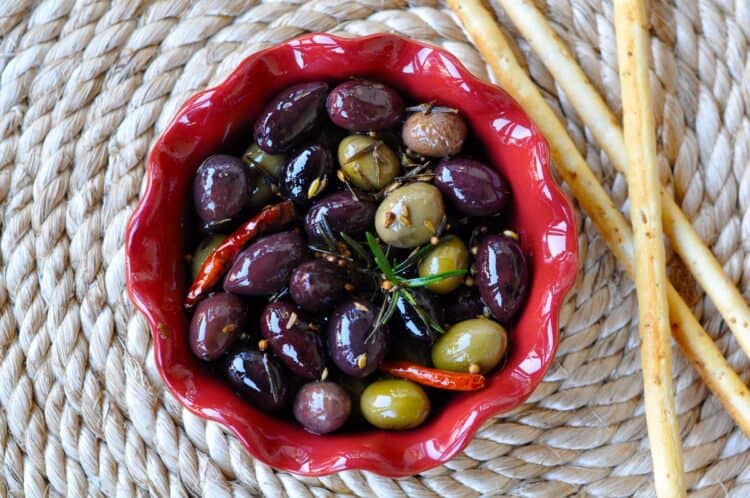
(254, 81, 329, 153)
(289, 260, 347, 312)
(433, 159, 510, 216)
(189, 292, 248, 361)
(326, 80, 404, 131)
(260, 301, 326, 380)
(327, 299, 387, 377)
(224, 231, 306, 296)
(304, 191, 377, 243)
(442, 287, 486, 324)
(476, 234, 529, 322)
(392, 289, 439, 345)
(280, 144, 333, 206)
(387, 335, 432, 366)
(293, 381, 351, 434)
(193, 155, 255, 226)
(224, 347, 289, 412)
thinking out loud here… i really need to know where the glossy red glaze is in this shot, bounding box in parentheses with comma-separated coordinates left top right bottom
(125, 33, 578, 477)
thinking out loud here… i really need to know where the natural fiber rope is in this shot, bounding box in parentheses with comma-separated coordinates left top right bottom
(0, 0, 748, 496)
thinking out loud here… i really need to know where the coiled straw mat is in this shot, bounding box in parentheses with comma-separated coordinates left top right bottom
(1, 0, 749, 496)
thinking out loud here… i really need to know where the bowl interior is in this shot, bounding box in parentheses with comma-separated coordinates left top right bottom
(126, 33, 578, 476)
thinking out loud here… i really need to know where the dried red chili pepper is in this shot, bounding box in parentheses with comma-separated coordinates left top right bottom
(379, 361, 486, 391)
(185, 200, 296, 307)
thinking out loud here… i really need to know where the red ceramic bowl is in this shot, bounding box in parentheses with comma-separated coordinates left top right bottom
(126, 33, 578, 477)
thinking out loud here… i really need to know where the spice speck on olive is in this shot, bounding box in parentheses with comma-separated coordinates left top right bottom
(260, 301, 326, 380)
(189, 292, 247, 361)
(280, 144, 333, 206)
(375, 182, 445, 248)
(327, 299, 387, 377)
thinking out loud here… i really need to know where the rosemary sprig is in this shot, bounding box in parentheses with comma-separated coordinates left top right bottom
(373, 290, 400, 331)
(340, 232, 372, 269)
(381, 293, 401, 324)
(393, 242, 435, 274)
(367, 286, 446, 344)
(401, 289, 445, 334)
(361, 231, 469, 341)
(365, 232, 398, 282)
(365, 232, 465, 288)
(404, 270, 466, 288)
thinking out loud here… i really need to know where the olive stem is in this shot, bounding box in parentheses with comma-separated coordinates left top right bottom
(405, 103, 459, 115)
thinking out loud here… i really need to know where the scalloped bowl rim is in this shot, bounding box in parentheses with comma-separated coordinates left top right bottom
(125, 33, 578, 477)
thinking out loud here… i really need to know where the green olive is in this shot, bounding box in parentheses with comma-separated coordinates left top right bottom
(375, 182, 445, 248)
(243, 143, 286, 178)
(431, 318, 508, 374)
(338, 135, 400, 191)
(360, 379, 430, 430)
(192, 234, 226, 279)
(418, 236, 469, 294)
(247, 172, 275, 208)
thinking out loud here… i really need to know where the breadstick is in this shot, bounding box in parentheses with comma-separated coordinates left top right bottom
(446, 0, 750, 438)
(613, 0, 685, 494)
(496, 0, 750, 363)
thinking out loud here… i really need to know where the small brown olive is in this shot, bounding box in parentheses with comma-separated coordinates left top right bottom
(402, 110, 467, 157)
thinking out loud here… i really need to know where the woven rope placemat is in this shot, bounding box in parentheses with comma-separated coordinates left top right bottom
(1, 0, 748, 496)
